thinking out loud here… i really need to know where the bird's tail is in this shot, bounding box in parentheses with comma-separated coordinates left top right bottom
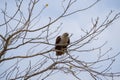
(56, 51, 64, 56)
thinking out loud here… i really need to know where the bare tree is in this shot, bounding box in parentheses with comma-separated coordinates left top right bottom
(0, 0, 120, 80)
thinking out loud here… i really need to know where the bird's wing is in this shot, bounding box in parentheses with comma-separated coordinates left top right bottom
(55, 36, 62, 50)
(55, 36, 61, 44)
(67, 38, 70, 45)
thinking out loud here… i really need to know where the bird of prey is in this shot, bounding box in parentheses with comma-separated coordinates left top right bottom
(55, 33, 70, 56)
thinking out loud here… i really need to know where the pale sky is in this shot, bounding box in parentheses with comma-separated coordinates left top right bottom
(0, 0, 120, 80)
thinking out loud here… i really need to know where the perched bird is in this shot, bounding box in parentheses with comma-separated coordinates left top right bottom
(55, 33, 70, 56)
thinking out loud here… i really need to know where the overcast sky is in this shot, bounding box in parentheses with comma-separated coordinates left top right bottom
(0, 0, 120, 80)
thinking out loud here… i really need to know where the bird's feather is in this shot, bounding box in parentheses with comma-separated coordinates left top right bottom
(55, 34, 70, 56)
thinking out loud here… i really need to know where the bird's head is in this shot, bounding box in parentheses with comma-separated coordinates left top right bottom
(62, 32, 69, 37)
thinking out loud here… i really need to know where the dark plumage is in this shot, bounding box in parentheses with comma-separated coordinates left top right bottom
(55, 33, 70, 56)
